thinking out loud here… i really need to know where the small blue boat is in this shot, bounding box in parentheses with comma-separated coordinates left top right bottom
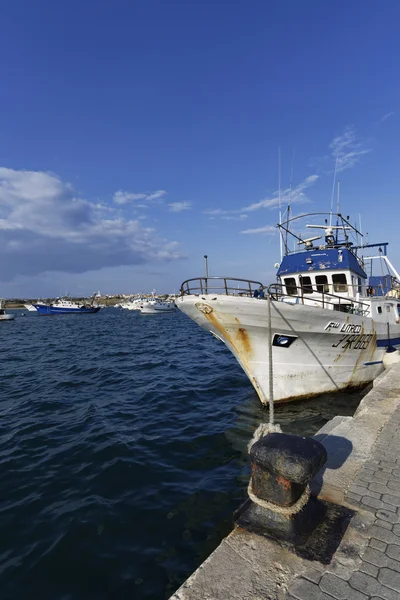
(33, 297, 101, 315)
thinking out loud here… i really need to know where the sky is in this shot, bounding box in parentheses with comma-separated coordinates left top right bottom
(1, 0, 400, 297)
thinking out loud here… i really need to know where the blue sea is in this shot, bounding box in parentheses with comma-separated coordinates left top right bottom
(0, 308, 364, 599)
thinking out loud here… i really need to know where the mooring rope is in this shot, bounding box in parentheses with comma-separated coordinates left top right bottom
(247, 482, 310, 517)
(246, 294, 311, 515)
(247, 293, 282, 453)
(267, 293, 275, 424)
(247, 422, 282, 452)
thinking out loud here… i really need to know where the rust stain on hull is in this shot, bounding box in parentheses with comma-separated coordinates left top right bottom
(348, 322, 377, 385)
(235, 327, 253, 358)
(198, 306, 255, 379)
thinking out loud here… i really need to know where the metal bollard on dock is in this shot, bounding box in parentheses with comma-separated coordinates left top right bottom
(235, 433, 328, 545)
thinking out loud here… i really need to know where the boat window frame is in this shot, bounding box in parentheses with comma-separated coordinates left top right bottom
(315, 275, 329, 293)
(300, 275, 313, 295)
(332, 273, 348, 293)
(283, 277, 298, 296)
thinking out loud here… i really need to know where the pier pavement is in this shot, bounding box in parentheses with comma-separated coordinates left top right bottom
(170, 363, 400, 600)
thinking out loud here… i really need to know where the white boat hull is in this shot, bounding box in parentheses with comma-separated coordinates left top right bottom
(177, 294, 398, 404)
(140, 305, 175, 314)
(0, 313, 15, 321)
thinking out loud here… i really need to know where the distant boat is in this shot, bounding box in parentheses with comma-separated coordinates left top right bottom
(0, 299, 15, 321)
(33, 296, 101, 315)
(121, 297, 147, 311)
(140, 291, 175, 314)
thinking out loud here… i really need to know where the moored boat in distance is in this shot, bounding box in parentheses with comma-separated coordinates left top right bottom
(177, 212, 400, 404)
(33, 295, 101, 315)
(121, 296, 148, 311)
(140, 291, 175, 314)
(0, 299, 15, 321)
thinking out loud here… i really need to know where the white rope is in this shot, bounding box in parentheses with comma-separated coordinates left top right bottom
(247, 482, 310, 517)
(248, 294, 282, 453)
(268, 293, 274, 424)
(247, 422, 282, 452)
(246, 296, 312, 516)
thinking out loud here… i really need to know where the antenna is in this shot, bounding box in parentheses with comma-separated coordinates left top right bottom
(297, 236, 322, 249)
(285, 148, 295, 254)
(306, 224, 351, 230)
(278, 147, 282, 261)
(289, 148, 295, 191)
(330, 156, 338, 226)
(336, 180, 340, 214)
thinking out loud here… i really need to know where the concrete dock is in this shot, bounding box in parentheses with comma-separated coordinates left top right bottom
(170, 363, 400, 600)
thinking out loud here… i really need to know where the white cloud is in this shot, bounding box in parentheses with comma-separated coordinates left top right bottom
(329, 126, 370, 172)
(0, 168, 182, 281)
(379, 111, 394, 123)
(221, 214, 248, 221)
(203, 208, 237, 216)
(240, 225, 276, 235)
(242, 175, 318, 212)
(113, 189, 167, 205)
(201, 175, 317, 231)
(168, 201, 192, 212)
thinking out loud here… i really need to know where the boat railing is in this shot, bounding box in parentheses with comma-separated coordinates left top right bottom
(180, 277, 371, 316)
(268, 283, 371, 316)
(180, 277, 265, 297)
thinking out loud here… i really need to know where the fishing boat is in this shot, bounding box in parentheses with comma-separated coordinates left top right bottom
(140, 291, 175, 314)
(121, 297, 148, 311)
(177, 212, 400, 404)
(33, 295, 101, 315)
(0, 299, 15, 321)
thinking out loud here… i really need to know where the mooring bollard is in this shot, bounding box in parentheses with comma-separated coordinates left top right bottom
(235, 432, 328, 545)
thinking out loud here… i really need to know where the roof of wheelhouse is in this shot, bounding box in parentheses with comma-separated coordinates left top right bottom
(277, 247, 368, 279)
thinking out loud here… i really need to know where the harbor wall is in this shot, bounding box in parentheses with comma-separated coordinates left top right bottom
(170, 363, 400, 600)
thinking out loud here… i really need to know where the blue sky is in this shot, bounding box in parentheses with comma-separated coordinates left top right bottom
(1, 0, 399, 297)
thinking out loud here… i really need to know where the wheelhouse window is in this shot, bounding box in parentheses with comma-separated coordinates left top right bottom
(284, 277, 297, 296)
(332, 273, 348, 292)
(315, 275, 329, 293)
(358, 277, 363, 294)
(377, 306, 382, 314)
(300, 276, 313, 294)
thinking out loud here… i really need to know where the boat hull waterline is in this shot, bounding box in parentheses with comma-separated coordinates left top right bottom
(177, 294, 395, 404)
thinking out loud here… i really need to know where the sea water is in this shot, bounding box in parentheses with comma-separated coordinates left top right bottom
(0, 308, 364, 599)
